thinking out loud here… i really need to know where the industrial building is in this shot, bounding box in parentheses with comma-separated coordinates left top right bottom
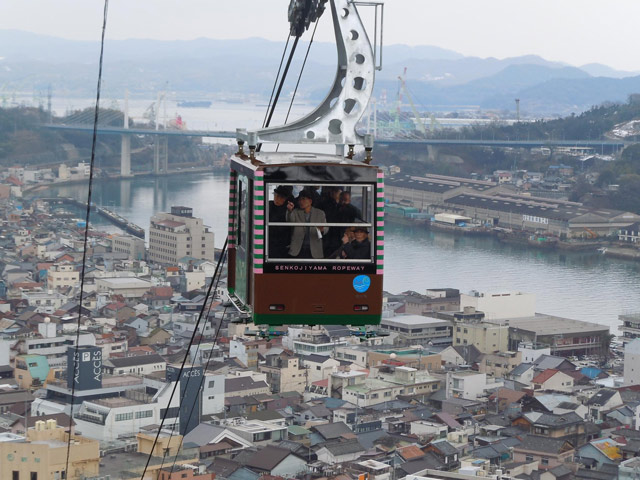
(385, 173, 640, 237)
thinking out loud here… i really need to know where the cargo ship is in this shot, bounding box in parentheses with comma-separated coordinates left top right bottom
(177, 100, 212, 108)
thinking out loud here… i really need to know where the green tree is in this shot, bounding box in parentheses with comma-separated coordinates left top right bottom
(611, 174, 640, 213)
(595, 169, 617, 188)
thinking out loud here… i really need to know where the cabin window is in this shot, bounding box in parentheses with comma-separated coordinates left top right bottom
(235, 175, 250, 302)
(265, 183, 375, 263)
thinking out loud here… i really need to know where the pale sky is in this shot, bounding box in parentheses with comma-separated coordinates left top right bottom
(1, 0, 639, 71)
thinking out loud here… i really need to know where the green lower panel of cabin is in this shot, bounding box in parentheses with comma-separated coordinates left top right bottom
(253, 313, 381, 327)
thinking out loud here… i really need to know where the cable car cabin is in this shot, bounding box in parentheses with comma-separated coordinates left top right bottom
(227, 151, 384, 326)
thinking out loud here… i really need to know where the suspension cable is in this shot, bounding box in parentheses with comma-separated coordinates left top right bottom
(262, 34, 292, 129)
(276, 19, 320, 153)
(257, 35, 300, 152)
(139, 238, 228, 480)
(167, 303, 229, 475)
(65, 0, 109, 475)
(159, 248, 228, 473)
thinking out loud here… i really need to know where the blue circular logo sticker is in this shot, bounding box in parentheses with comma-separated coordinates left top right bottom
(353, 275, 371, 293)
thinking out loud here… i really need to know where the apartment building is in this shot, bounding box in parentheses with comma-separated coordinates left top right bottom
(111, 234, 146, 261)
(148, 206, 215, 265)
(0, 420, 99, 480)
(46, 262, 79, 290)
(452, 320, 509, 354)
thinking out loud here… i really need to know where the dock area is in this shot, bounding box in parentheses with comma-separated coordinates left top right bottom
(39, 197, 145, 238)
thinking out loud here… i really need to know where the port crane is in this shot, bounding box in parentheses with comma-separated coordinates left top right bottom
(394, 67, 440, 135)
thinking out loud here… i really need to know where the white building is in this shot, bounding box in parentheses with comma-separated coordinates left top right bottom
(202, 373, 225, 415)
(21, 290, 67, 314)
(103, 354, 166, 376)
(518, 342, 551, 363)
(445, 371, 499, 400)
(379, 315, 452, 344)
(148, 206, 215, 265)
(624, 339, 640, 386)
(286, 327, 349, 356)
(95, 277, 152, 299)
(460, 291, 536, 320)
(222, 418, 287, 446)
(73, 382, 180, 442)
(300, 354, 341, 383)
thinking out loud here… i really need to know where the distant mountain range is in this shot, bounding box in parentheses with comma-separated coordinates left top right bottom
(1, 29, 640, 116)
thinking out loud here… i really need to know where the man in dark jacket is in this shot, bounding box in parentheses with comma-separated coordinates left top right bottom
(268, 185, 293, 258)
(340, 225, 371, 259)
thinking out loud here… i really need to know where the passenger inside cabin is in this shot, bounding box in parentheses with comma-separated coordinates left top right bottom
(318, 186, 343, 257)
(338, 191, 363, 223)
(337, 225, 371, 259)
(286, 190, 328, 259)
(268, 185, 293, 258)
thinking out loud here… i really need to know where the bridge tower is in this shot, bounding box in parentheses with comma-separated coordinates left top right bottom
(120, 90, 132, 177)
(153, 137, 169, 174)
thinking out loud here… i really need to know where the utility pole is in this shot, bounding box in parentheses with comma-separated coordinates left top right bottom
(515, 98, 520, 123)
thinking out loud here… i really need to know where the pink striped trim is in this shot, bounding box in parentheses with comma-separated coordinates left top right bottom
(377, 221, 384, 227)
(254, 180, 264, 187)
(255, 219, 264, 225)
(254, 250, 264, 255)
(377, 172, 384, 178)
(376, 201, 385, 207)
(229, 193, 236, 198)
(377, 240, 385, 246)
(376, 269, 383, 275)
(254, 238, 264, 245)
(376, 259, 384, 265)
(255, 172, 264, 178)
(254, 268, 263, 274)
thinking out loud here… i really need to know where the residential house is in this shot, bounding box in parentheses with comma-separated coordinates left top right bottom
(316, 438, 366, 464)
(586, 389, 623, 422)
(512, 434, 575, 470)
(478, 351, 522, 378)
(225, 375, 270, 400)
(577, 438, 622, 469)
(440, 345, 482, 367)
(183, 422, 253, 458)
(531, 369, 575, 393)
(300, 354, 340, 383)
(259, 350, 307, 394)
(14, 354, 54, 389)
(515, 412, 586, 446)
(243, 445, 308, 477)
(224, 418, 288, 446)
(509, 363, 536, 385)
(423, 439, 461, 470)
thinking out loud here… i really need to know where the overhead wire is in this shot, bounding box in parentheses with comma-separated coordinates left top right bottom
(276, 18, 320, 153)
(167, 304, 229, 475)
(139, 238, 228, 480)
(262, 34, 292, 129)
(257, 35, 300, 152)
(65, 0, 109, 475)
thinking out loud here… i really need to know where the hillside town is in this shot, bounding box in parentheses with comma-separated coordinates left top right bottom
(0, 190, 638, 480)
